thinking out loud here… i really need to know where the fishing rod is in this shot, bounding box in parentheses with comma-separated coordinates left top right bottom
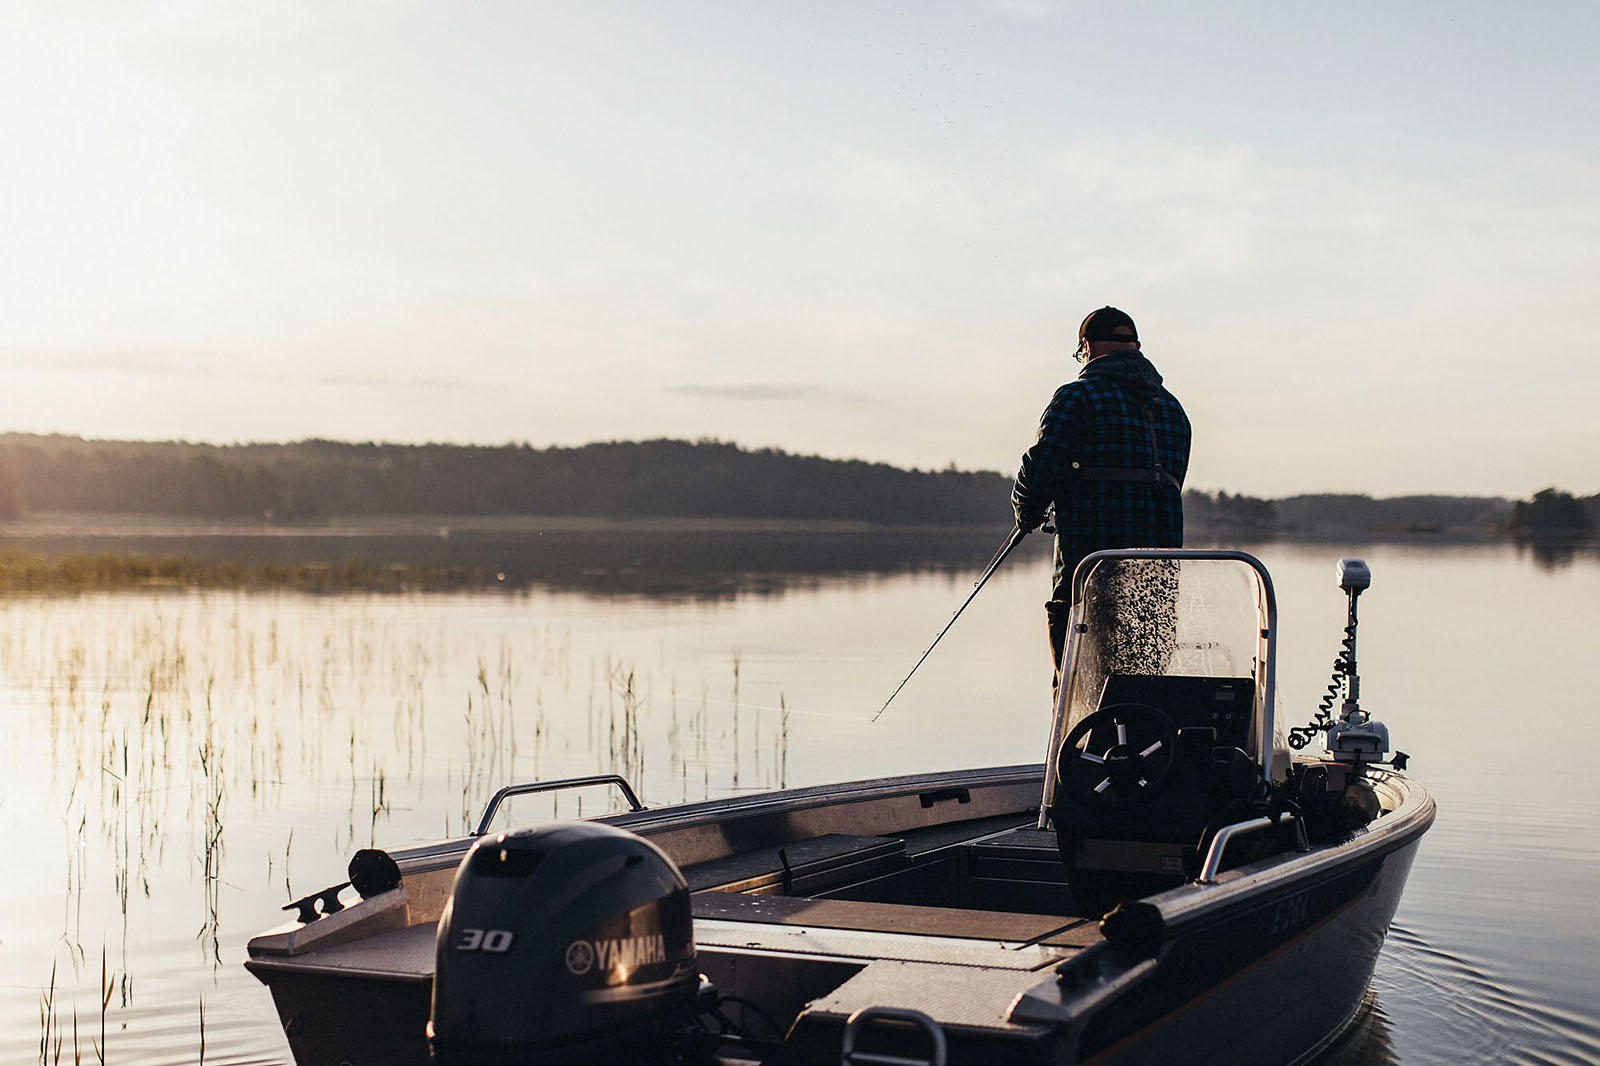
(871, 525, 1029, 723)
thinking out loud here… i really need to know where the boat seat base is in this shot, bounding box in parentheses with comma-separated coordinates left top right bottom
(684, 833, 908, 894)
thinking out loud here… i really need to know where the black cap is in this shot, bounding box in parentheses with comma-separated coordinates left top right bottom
(1079, 306, 1138, 343)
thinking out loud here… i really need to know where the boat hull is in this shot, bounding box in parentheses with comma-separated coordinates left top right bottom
(1085, 837, 1421, 1066)
(254, 969, 432, 1066)
(246, 764, 1433, 1066)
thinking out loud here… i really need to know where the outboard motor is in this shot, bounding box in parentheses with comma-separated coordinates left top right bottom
(429, 821, 700, 1065)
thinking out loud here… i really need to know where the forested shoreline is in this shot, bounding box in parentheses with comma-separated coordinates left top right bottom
(0, 434, 1006, 524)
(0, 432, 1591, 539)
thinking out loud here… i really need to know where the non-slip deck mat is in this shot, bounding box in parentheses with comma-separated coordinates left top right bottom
(969, 826, 1061, 854)
(802, 959, 1056, 1031)
(691, 892, 1086, 943)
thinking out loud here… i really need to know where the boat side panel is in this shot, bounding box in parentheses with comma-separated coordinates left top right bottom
(253, 969, 432, 1066)
(1084, 838, 1421, 1066)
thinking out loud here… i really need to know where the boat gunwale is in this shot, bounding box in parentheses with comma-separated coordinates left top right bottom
(370, 761, 1431, 923)
(384, 763, 1047, 873)
(1136, 766, 1435, 934)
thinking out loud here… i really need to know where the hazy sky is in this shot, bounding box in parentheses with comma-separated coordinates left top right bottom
(3, 1, 1596, 496)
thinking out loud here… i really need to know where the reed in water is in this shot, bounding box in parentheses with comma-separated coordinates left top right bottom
(7, 586, 794, 1063)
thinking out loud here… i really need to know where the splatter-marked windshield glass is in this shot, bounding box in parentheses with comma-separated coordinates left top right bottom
(1062, 557, 1266, 737)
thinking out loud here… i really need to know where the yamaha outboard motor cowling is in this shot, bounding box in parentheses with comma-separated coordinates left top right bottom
(429, 821, 698, 1065)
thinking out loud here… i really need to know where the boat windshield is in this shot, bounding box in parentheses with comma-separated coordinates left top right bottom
(1044, 551, 1279, 804)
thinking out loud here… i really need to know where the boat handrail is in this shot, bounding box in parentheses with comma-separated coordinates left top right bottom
(474, 774, 646, 835)
(1197, 812, 1309, 884)
(840, 1006, 948, 1066)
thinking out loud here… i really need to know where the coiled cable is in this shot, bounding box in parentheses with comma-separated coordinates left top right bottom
(1288, 617, 1357, 749)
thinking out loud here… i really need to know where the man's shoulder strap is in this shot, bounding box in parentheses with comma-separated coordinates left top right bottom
(1067, 393, 1182, 491)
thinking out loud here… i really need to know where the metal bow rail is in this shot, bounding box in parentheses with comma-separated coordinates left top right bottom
(474, 773, 646, 836)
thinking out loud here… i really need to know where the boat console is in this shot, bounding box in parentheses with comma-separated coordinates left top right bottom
(1097, 673, 1255, 748)
(1027, 551, 1284, 910)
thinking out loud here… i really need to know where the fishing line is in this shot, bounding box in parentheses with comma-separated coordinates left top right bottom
(688, 697, 860, 721)
(870, 526, 1028, 723)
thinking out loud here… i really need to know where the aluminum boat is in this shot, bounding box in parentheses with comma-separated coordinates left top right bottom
(245, 549, 1434, 1065)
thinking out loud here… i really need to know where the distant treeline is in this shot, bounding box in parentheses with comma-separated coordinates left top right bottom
(0, 433, 1589, 537)
(0, 434, 1008, 524)
(1208, 492, 1517, 536)
(1185, 488, 1597, 539)
(1506, 488, 1595, 538)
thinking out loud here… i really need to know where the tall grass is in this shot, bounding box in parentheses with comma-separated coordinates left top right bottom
(6, 586, 795, 1062)
(0, 549, 504, 594)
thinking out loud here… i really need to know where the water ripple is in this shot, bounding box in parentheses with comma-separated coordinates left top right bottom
(1342, 924, 1600, 1066)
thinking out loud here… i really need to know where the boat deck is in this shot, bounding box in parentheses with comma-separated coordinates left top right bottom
(677, 820, 1099, 1059)
(249, 921, 437, 982)
(693, 893, 1096, 947)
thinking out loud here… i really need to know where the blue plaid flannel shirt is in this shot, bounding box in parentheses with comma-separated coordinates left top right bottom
(1011, 351, 1191, 599)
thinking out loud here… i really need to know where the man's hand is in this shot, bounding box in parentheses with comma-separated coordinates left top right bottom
(1015, 506, 1053, 534)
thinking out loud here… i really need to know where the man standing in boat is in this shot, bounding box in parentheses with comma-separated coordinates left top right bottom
(1011, 306, 1191, 683)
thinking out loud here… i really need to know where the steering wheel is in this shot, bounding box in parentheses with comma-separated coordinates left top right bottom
(1057, 702, 1181, 811)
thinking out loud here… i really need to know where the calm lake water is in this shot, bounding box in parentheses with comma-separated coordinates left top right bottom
(2, 534, 1598, 1065)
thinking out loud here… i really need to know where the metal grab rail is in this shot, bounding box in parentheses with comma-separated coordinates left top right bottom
(840, 1007, 948, 1066)
(1198, 812, 1310, 883)
(474, 774, 646, 835)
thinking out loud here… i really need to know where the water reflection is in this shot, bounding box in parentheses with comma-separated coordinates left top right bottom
(0, 526, 1052, 598)
(1318, 991, 1397, 1066)
(1510, 537, 1600, 572)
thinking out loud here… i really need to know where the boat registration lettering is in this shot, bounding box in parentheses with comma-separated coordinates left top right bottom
(455, 927, 515, 953)
(1270, 892, 1310, 936)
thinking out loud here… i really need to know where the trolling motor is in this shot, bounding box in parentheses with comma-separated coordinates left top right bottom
(1323, 559, 1391, 763)
(1280, 559, 1412, 841)
(1288, 559, 1398, 765)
